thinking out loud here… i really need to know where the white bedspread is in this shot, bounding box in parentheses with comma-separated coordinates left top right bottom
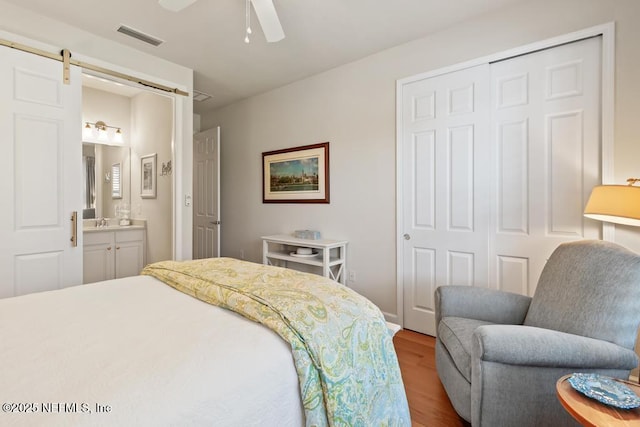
(0, 276, 304, 426)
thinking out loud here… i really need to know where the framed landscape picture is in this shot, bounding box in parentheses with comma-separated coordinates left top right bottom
(262, 142, 329, 203)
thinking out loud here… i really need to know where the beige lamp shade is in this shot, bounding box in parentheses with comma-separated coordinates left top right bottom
(584, 185, 640, 226)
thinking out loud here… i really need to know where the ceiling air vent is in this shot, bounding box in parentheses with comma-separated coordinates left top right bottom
(193, 90, 212, 102)
(117, 25, 164, 47)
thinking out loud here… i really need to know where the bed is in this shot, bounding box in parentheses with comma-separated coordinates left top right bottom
(0, 258, 410, 426)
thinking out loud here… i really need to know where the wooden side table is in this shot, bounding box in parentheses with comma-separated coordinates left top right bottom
(556, 374, 640, 426)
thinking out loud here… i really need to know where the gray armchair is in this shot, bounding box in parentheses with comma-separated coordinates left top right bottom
(435, 240, 640, 426)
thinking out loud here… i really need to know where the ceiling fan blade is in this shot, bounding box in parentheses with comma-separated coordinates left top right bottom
(158, 0, 198, 12)
(251, 0, 285, 42)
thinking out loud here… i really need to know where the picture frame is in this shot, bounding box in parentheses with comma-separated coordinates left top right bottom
(140, 153, 157, 199)
(262, 142, 330, 203)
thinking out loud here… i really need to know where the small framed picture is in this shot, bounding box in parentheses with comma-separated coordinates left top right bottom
(262, 142, 330, 203)
(140, 153, 157, 199)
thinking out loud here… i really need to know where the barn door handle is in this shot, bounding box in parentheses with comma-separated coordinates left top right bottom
(70, 211, 78, 247)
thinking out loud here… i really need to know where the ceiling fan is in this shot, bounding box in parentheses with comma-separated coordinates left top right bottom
(158, 0, 285, 42)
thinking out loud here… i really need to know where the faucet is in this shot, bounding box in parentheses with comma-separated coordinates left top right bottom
(96, 218, 107, 228)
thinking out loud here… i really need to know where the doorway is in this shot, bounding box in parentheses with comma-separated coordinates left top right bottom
(82, 73, 176, 268)
(193, 126, 221, 259)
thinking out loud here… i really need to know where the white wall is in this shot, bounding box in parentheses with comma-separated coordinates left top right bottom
(202, 0, 640, 320)
(131, 92, 174, 264)
(194, 114, 202, 134)
(0, 0, 194, 260)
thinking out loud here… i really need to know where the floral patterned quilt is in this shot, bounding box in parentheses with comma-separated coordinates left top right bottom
(142, 257, 410, 427)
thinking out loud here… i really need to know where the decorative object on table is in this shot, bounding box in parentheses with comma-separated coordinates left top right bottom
(115, 203, 131, 226)
(294, 230, 322, 240)
(567, 373, 640, 409)
(290, 247, 318, 258)
(262, 142, 329, 203)
(140, 153, 157, 199)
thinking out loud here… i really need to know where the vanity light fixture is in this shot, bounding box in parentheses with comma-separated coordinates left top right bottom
(113, 128, 123, 143)
(83, 120, 124, 144)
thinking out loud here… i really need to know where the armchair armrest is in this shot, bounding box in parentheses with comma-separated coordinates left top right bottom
(473, 324, 639, 370)
(435, 286, 531, 327)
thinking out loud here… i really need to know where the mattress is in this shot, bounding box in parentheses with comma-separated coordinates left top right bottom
(0, 275, 304, 426)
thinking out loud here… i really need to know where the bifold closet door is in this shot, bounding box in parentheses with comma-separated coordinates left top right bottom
(401, 64, 491, 335)
(0, 45, 83, 298)
(489, 36, 602, 297)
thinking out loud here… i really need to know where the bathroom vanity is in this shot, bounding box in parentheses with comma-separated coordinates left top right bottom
(83, 219, 146, 284)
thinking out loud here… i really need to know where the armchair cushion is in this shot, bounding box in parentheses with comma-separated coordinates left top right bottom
(525, 240, 640, 349)
(435, 285, 532, 327)
(438, 317, 493, 382)
(473, 324, 638, 370)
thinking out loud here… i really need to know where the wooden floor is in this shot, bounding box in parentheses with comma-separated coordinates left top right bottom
(393, 329, 471, 427)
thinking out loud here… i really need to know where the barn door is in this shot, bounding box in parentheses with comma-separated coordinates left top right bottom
(0, 45, 83, 297)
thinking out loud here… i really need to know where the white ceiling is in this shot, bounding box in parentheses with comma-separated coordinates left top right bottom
(6, 0, 527, 113)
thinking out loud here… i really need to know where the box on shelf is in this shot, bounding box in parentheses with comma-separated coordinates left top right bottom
(293, 230, 321, 240)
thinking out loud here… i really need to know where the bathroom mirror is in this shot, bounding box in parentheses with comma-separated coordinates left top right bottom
(82, 143, 131, 219)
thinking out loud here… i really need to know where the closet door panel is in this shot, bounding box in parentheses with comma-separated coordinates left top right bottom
(401, 64, 490, 335)
(489, 37, 602, 296)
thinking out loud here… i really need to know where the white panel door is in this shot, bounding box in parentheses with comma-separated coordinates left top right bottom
(0, 46, 83, 298)
(193, 127, 220, 259)
(489, 37, 602, 296)
(401, 65, 491, 335)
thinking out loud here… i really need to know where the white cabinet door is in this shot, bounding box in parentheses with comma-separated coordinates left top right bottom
(401, 64, 491, 335)
(83, 244, 115, 284)
(83, 230, 144, 282)
(115, 241, 144, 278)
(115, 230, 145, 278)
(0, 46, 83, 298)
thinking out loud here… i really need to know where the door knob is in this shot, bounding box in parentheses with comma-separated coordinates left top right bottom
(403, 234, 411, 240)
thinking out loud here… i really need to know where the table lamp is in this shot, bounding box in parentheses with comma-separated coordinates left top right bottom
(584, 178, 640, 226)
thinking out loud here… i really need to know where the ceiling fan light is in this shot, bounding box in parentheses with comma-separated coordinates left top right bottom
(251, 0, 285, 42)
